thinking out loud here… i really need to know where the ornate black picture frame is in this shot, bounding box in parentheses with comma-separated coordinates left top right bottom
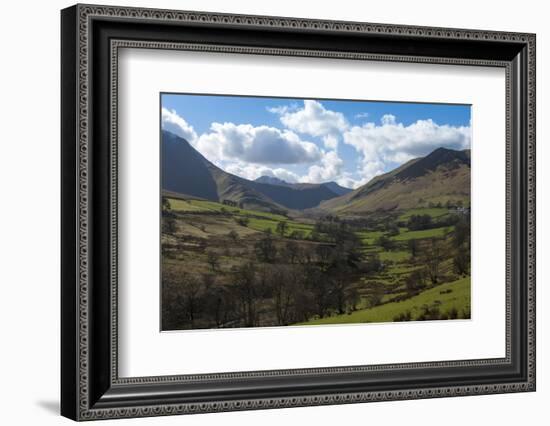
(61, 4, 536, 421)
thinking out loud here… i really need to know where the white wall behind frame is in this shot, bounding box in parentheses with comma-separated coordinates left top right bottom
(0, 0, 547, 425)
(118, 48, 506, 377)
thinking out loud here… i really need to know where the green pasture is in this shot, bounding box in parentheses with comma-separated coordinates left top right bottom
(398, 207, 450, 221)
(168, 198, 287, 221)
(247, 217, 313, 237)
(392, 226, 450, 241)
(301, 276, 471, 325)
(378, 250, 410, 262)
(356, 230, 384, 245)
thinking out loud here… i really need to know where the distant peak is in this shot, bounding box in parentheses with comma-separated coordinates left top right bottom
(428, 146, 461, 155)
(432, 146, 469, 159)
(255, 175, 289, 186)
(162, 129, 191, 145)
(322, 181, 353, 196)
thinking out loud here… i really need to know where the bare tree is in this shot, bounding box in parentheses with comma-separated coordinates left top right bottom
(282, 241, 300, 264)
(254, 234, 277, 263)
(182, 276, 203, 325)
(405, 269, 426, 292)
(276, 221, 288, 237)
(425, 238, 442, 284)
(206, 250, 220, 272)
(233, 262, 259, 327)
(408, 238, 419, 258)
(163, 274, 203, 328)
(203, 278, 236, 328)
(316, 244, 334, 265)
(264, 265, 296, 326)
(305, 267, 331, 319)
(330, 275, 349, 315)
(453, 247, 469, 276)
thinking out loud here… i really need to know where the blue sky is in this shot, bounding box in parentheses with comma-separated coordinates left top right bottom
(161, 93, 471, 189)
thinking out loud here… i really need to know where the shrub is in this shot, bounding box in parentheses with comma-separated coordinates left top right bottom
(405, 270, 426, 292)
(234, 217, 249, 227)
(416, 304, 441, 321)
(162, 212, 177, 234)
(227, 230, 238, 242)
(366, 291, 383, 308)
(407, 214, 433, 231)
(448, 307, 459, 319)
(393, 311, 412, 322)
(376, 235, 396, 251)
(364, 254, 383, 273)
(289, 230, 305, 240)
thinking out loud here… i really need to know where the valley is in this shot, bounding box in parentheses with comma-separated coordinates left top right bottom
(161, 130, 471, 330)
(162, 194, 470, 330)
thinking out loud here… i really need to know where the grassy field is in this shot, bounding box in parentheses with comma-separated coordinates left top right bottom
(162, 195, 470, 330)
(378, 250, 410, 262)
(398, 207, 450, 221)
(169, 197, 317, 237)
(357, 230, 384, 245)
(246, 217, 314, 236)
(169, 198, 288, 221)
(393, 226, 449, 241)
(301, 276, 471, 325)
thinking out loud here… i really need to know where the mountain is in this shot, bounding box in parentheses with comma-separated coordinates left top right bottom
(254, 176, 290, 186)
(321, 147, 470, 213)
(323, 181, 353, 196)
(162, 131, 287, 213)
(255, 176, 353, 195)
(248, 180, 339, 210)
(162, 130, 219, 200)
(162, 131, 343, 211)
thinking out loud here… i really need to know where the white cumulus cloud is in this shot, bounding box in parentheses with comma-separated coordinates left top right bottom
(271, 100, 349, 149)
(224, 163, 301, 183)
(161, 106, 470, 191)
(161, 108, 198, 143)
(302, 151, 344, 184)
(343, 115, 471, 183)
(335, 174, 368, 190)
(196, 122, 321, 165)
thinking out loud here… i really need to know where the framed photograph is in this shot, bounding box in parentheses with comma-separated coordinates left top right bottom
(61, 4, 536, 421)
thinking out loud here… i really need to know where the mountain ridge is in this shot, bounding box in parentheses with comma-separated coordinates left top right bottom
(254, 175, 353, 196)
(162, 130, 470, 214)
(162, 131, 344, 211)
(321, 147, 470, 213)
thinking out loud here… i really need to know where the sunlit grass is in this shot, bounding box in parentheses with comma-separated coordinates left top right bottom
(398, 207, 449, 221)
(392, 226, 451, 241)
(378, 250, 410, 262)
(301, 276, 470, 325)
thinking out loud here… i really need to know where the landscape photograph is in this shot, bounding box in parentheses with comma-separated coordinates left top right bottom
(160, 94, 472, 331)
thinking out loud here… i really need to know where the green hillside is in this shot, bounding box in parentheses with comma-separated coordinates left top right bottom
(162, 193, 471, 330)
(300, 277, 470, 325)
(321, 148, 470, 213)
(162, 130, 345, 213)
